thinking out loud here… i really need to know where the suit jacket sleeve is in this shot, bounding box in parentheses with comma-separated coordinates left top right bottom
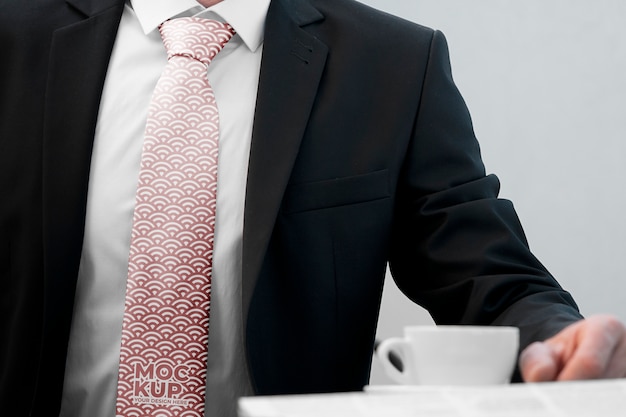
(388, 30, 583, 350)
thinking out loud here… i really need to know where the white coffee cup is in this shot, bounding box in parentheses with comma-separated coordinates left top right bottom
(376, 325, 519, 386)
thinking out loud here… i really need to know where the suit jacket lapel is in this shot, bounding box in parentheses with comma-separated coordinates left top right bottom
(242, 0, 327, 317)
(38, 0, 124, 402)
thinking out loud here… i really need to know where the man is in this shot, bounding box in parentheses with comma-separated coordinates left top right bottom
(1, 0, 625, 416)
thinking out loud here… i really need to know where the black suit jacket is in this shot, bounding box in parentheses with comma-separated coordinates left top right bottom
(0, 0, 582, 415)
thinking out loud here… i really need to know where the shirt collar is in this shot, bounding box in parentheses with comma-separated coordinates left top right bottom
(130, 0, 269, 52)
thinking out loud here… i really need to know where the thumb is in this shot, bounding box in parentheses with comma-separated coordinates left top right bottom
(519, 341, 564, 382)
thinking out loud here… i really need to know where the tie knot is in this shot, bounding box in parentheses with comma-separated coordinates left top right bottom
(159, 17, 235, 65)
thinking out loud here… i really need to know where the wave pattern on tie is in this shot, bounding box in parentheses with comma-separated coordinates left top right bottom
(116, 18, 235, 417)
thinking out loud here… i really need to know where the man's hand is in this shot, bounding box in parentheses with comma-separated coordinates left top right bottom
(520, 315, 626, 382)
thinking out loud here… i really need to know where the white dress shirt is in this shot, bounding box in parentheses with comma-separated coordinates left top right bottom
(59, 1, 270, 416)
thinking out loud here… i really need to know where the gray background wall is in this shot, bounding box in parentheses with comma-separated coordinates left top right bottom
(354, 0, 626, 384)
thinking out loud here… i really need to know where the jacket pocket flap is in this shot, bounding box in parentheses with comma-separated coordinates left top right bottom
(283, 169, 390, 214)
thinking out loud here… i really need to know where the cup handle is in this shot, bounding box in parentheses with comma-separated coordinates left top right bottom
(376, 337, 413, 385)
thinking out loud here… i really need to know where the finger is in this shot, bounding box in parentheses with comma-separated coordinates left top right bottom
(519, 341, 563, 382)
(604, 334, 626, 379)
(557, 316, 625, 380)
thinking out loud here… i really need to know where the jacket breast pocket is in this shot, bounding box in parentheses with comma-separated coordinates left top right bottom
(282, 169, 390, 214)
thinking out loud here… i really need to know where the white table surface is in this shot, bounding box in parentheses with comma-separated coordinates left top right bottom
(238, 379, 626, 417)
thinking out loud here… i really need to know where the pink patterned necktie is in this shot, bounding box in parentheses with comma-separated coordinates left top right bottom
(116, 17, 235, 417)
